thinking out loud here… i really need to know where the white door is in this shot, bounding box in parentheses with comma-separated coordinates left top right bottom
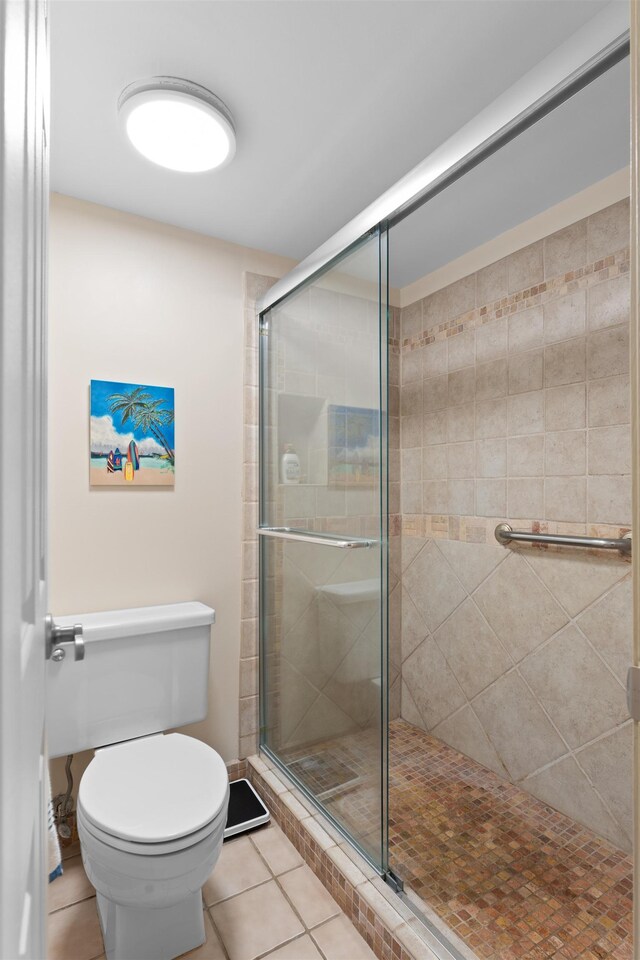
(632, 4, 640, 960)
(0, 1, 49, 958)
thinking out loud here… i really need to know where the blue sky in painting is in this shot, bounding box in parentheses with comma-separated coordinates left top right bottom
(90, 379, 174, 455)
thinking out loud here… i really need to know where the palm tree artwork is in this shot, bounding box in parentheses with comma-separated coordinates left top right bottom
(89, 379, 175, 487)
(107, 386, 175, 465)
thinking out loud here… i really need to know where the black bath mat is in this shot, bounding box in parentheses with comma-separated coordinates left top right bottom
(223, 779, 270, 839)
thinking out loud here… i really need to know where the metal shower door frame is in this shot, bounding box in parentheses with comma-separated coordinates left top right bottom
(257, 225, 391, 876)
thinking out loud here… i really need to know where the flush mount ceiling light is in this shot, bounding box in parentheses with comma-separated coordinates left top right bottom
(118, 77, 236, 173)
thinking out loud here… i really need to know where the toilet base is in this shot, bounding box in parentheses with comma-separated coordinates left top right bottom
(97, 888, 205, 960)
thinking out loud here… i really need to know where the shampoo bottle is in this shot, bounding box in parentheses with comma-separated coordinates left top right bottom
(281, 443, 300, 484)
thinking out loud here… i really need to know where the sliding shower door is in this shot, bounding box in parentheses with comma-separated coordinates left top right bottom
(259, 229, 389, 871)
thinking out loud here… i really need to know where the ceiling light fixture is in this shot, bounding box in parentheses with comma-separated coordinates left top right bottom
(118, 77, 236, 173)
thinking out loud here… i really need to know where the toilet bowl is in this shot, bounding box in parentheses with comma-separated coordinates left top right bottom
(76, 733, 229, 960)
(46, 601, 227, 960)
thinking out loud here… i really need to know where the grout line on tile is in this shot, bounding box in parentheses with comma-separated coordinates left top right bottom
(48, 893, 97, 916)
(247, 829, 284, 878)
(501, 555, 633, 837)
(205, 872, 272, 908)
(272, 870, 315, 935)
(252, 929, 314, 960)
(205, 906, 232, 960)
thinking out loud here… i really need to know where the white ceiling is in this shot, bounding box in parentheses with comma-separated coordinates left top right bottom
(390, 56, 630, 287)
(50, 0, 621, 267)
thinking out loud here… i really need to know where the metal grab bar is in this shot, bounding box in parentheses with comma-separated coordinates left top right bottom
(495, 523, 632, 556)
(257, 527, 375, 549)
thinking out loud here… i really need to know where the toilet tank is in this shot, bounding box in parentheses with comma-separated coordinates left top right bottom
(47, 602, 215, 759)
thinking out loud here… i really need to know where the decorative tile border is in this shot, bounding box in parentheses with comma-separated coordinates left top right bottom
(396, 225, 633, 538)
(401, 249, 629, 352)
(246, 753, 460, 960)
(402, 513, 632, 560)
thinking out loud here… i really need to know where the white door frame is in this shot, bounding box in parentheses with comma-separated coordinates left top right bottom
(631, 2, 640, 957)
(0, 2, 49, 958)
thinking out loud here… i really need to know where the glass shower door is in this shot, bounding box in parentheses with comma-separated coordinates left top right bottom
(258, 229, 389, 871)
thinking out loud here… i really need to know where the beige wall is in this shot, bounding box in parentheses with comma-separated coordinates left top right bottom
(48, 194, 294, 792)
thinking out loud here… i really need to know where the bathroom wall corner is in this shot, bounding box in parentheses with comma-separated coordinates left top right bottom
(239, 272, 279, 759)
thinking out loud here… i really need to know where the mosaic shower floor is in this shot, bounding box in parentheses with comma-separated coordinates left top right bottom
(285, 719, 632, 960)
(388, 720, 632, 960)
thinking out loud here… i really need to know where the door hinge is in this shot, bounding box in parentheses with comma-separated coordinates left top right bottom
(626, 666, 640, 721)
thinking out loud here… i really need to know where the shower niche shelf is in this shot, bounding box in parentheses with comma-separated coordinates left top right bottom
(277, 392, 327, 486)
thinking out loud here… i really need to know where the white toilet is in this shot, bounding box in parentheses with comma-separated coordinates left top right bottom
(47, 602, 230, 960)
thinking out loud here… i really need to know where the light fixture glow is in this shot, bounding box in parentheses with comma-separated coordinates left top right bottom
(118, 78, 236, 173)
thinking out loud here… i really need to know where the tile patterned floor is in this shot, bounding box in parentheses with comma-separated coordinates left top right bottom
(288, 719, 632, 960)
(47, 823, 376, 960)
(47, 721, 634, 960)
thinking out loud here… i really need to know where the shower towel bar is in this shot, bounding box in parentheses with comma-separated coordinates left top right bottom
(495, 523, 631, 556)
(257, 527, 375, 549)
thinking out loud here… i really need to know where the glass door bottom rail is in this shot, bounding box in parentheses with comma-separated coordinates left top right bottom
(279, 720, 632, 960)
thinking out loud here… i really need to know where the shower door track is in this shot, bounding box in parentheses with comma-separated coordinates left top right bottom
(257, 7, 629, 316)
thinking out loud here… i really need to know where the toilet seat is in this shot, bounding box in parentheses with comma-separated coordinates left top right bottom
(78, 733, 229, 846)
(77, 799, 228, 856)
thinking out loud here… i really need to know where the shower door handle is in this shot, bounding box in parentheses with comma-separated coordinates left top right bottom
(257, 527, 375, 549)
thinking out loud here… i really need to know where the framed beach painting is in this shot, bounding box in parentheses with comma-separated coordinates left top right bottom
(327, 404, 379, 488)
(90, 379, 175, 486)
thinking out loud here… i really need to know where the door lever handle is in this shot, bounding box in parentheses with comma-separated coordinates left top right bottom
(45, 614, 84, 662)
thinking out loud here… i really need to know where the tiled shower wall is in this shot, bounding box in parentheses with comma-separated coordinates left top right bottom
(397, 198, 633, 850)
(238, 272, 272, 761)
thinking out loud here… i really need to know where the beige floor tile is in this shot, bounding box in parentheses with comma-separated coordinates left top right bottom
(211, 879, 304, 960)
(48, 855, 95, 913)
(203, 835, 271, 905)
(261, 934, 324, 959)
(278, 865, 340, 929)
(311, 915, 376, 960)
(47, 897, 104, 960)
(178, 912, 226, 959)
(61, 840, 81, 861)
(249, 823, 303, 876)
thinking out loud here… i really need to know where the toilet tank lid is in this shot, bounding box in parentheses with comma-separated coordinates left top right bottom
(53, 602, 215, 643)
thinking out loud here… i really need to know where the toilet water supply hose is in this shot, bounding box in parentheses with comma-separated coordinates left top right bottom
(53, 755, 74, 839)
